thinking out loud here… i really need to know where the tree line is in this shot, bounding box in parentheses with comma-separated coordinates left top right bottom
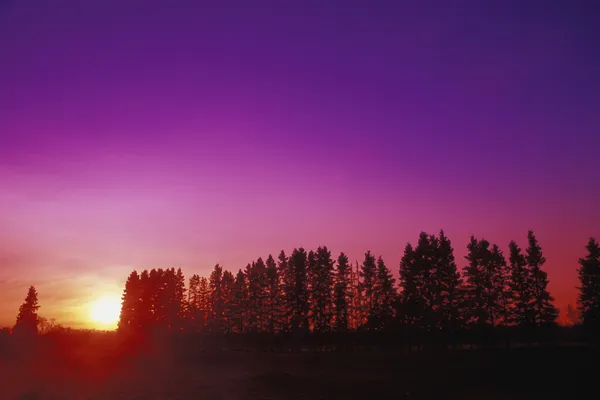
(114, 230, 600, 345)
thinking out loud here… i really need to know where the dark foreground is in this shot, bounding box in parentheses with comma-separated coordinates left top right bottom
(2, 344, 595, 399)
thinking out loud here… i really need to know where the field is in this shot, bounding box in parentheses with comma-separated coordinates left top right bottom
(1, 338, 594, 399)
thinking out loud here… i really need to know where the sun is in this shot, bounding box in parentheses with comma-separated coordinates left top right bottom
(89, 295, 121, 328)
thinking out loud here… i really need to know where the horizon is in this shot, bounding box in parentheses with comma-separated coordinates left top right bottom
(1, 0, 599, 329)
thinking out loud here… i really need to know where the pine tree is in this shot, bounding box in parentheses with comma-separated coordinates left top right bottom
(118, 271, 141, 333)
(399, 242, 417, 328)
(577, 237, 600, 332)
(197, 277, 210, 331)
(333, 252, 351, 331)
(246, 258, 268, 332)
(288, 248, 309, 333)
(360, 250, 377, 327)
(525, 231, 558, 325)
(309, 246, 335, 332)
(277, 250, 291, 332)
(399, 234, 432, 332)
(507, 240, 533, 326)
(370, 256, 396, 330)
(232, 269, 248, 334)
(209, 264, 224, 332)
(462, 237, 508, 328)
(139, 270, 152, 330)
(14, 286, 41, 336)
(435, 230, 463, 333)
(187, 274, 201, 331)
(265, 254, 280, 333)
(221, 270, 235, 333)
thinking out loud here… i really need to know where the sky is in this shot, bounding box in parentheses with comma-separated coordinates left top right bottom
(1, 0, 599, 328)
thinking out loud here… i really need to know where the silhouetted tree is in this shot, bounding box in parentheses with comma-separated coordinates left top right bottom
(435, 231, 463, 334)
(462, 237, 508, 329)
(197, 276, 211, 331)
(265, 254, 280, 333)
(399, 234, 433, 333)
(246, 259, 268, 332)
(507, 241, 533, 327)
(232, 269, 248, 333)
(288, 248, 309, 333)
(278, 250, 292, 332)
(221, 270, 235, 333)
(309, 246, 335, 332)
(209, 264, 225, 332)
(187, 274, 202, 331)
(333, 252, 351, 331)
(118, 271, 141, 333)
(370, 256, 396, 330)
(360, 251, 377, 328)
(525, 231, 558, 325)
(577, 237, 600, 333)
(14, 286, 40, 336)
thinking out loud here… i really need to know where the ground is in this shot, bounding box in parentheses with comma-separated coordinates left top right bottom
(1, 344, 594, 399)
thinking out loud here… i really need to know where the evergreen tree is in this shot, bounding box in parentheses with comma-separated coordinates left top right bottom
(14, 286, 40, 336)
(118, 271, 141, 333)
(525, 231, 558, 325)
(462, 237, 508, 328)
(507, 241, 533, 326)
(333, 252, 351, 331)
(246, 258, 268, 332)
(187, 274, 201, 331)
(139, 270, 152, 330)
(209, 264, 224, 332)
(435, 230, 463, 333)
(370, 256, 396, 330)
(221, 270, 235, 333)
(399, 234, 433, 332)
(309, 246, 335, 332)
(278, 250, 292, 332)
(288, 248, 309, 333)
(577, 237, 600, 332)
(360, 250, 377, 327)
(232, 269, 248, 334)
(197, 276, 211, 331)
(265, 254, 280, 333)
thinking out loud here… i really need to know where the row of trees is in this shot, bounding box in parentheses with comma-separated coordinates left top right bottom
(117, 230, 600, 339)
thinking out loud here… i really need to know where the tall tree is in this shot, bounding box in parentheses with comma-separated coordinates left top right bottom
(232, 269, 248, 334)
(333, 252, 351, 331)
(118, 271, 141, 333)
(221, 270, 235, 333)
(14, 286, 41, 336)
(399, 234, 434, 332)
(187, 274, 201, 331)
(265, 254, 280, 333)
(309, 246, 335, 332)
(577, 237, 600, 332)
(197, 277, 211, 331)
(462, 237, 508, 328)
(435, 230, 463, 333)
(507, 241, 533, 326)
(525, 231, 558, 325)
(370, 256, 396, 330)
(288, 248, 309, 333)
(277, 250, 292, 332)
(209, 264, 224, 332)
(360, 250, 377, 326)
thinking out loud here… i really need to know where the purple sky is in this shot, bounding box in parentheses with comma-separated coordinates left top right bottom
(1, 0, 599, 327)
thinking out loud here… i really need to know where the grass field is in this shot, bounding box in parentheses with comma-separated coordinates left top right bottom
(1, 344, 594, 399)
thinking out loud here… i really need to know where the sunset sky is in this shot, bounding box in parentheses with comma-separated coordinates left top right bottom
(1, 0, 598, 328)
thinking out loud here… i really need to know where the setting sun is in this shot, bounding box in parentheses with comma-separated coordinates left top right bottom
(89, 296, 121, 328)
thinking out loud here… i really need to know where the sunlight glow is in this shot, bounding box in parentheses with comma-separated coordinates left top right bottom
(89, 295, 121, 328)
